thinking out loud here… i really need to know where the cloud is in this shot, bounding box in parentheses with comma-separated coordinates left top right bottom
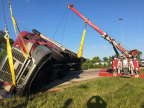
(91, 53, 96, 55)
(99, 45, 107, 50)
(47, 30, 51, 31)
(63, 2, 66, 4)
(64, 38, 67, 40)
(87, 52, 97, 55)
(41, 28, 45, 31)
(73, 49, 76, 51)
(26, 0, 29, 3)
(103, 46, 107, 50)
(19, 21, 28, 23)
(92, 46, 96, 48)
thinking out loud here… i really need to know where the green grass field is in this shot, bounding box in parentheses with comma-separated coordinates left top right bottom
(0, 69, 144, 108)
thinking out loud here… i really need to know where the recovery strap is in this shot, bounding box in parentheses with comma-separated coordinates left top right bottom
(4, 29, 16, 86)
(2, 0, 16, 86)
(77, 27, 86, 58)
(9, 1, 30, 59)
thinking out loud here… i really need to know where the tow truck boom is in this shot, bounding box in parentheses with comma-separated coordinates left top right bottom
(68, 4, 131, 57)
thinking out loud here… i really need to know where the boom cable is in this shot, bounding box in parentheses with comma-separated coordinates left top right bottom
(52, 7, 68, 39)
(61, 9, 68, 44)
(2, 0, 8, 30)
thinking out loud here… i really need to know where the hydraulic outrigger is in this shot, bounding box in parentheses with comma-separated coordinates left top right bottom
(68, 3, 143, 78)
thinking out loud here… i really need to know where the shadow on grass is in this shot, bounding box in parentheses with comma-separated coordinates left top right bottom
(78, 85, 88, 89)
(141, 102, 144, 108)
(61, 98, 73, 108)
(87, 95, 107, 108)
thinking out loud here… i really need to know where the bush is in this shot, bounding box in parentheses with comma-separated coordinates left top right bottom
(81, 63, 88, 70)
(103, 63, 107, 68)
(94, 64, 98, 68)
(88, 63, 94, 68)
(98, 63, 102, 68)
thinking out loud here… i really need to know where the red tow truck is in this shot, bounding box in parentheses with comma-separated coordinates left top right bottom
(68, 4, 140, 77)
(0, 29, 85, 96)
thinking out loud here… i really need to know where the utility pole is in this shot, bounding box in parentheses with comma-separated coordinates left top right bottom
(119, 18, 124, 48)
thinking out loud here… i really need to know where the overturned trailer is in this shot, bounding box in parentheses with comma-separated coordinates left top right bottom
(0, 29, 85, 96)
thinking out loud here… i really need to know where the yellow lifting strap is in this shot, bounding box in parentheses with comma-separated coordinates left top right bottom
(9, 1, 30, 59)
(4, 29, 16, 86)
(77, 28, 86, 58)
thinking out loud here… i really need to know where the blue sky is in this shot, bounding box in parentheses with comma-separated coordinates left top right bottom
(0, 0, 144, 60)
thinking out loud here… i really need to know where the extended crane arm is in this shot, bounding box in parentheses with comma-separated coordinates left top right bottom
(68, 4, 129, 56)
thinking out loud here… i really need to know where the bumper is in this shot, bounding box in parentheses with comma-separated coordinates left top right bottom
(0, 45, 52, 96)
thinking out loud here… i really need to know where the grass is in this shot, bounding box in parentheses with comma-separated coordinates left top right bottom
(0, 69, 144, 108)
(139, 68, 144, 75)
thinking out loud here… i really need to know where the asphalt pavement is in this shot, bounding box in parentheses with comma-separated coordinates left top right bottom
(42, 69, 101, 90)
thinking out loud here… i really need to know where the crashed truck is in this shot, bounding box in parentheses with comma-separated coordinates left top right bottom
(0, 29, 85, 96)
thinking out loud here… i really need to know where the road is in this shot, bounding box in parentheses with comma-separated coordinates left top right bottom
(45, 67, 144, 89)
(42, 69, 101, 90)
(0, 67, 144, 99)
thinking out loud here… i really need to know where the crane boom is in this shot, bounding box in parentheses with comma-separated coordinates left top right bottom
(68, 4, 104, 35)
(68, 3, 129, 56)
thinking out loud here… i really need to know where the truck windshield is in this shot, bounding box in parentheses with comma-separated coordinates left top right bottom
(23, 35, 39, 40)
(30, 35, 39, 40)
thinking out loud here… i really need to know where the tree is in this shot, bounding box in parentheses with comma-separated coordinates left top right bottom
(0, 49, 7, 64)
(103, 63, 107, 68)
(0, 30, 14, 64)
(92, 56, 101, 63)
(88, 62, 94, 68)
(103, 57, 108, 62)
(81, 62, 88, 70)
(98, 63, 102, 68)
(85, 58, 91, 63)
(94, 64, 98, 68)
(0, 31, 6, 52)
(0, 30, 14, 52)
(138, 51, 142, 61)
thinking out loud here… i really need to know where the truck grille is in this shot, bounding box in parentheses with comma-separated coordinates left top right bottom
(0, 47, 26, 84)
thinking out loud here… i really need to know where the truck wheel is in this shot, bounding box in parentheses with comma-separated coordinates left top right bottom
(57, 65, 68, 79)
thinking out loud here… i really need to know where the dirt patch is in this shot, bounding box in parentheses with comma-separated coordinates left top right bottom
(44, 78, 97, 93)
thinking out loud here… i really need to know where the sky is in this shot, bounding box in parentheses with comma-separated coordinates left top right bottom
(0, 0, 144, 60)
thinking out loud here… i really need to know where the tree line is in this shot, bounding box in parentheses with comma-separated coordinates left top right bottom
(81, 50, 142, 70)
(81, 56, 113, 70)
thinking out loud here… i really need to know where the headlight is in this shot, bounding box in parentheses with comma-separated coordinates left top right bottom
(26, 42, 34, 53)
